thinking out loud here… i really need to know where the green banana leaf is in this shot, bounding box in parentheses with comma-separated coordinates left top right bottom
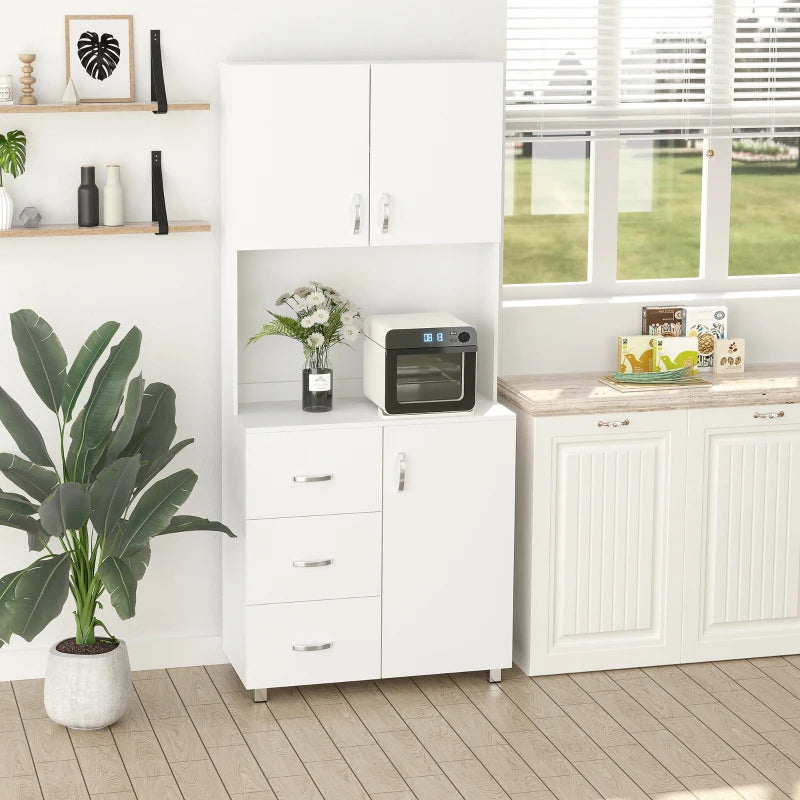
(124, 542, 150, 581)
(0, 509, 49, 550)
(97, 556, 137, 619)
(67, 327, 141, 479)
(0, 454, 58, 502)
(0, 386, 54, 468)
(0, 491, 37, 515)
(61, 321, 120, 422)
(3, 553, 71, 642)
(90, 456, 140, 538)
(9, 310, 67, 414)
(39, 483, 91, 537)
(0, 569, 24, 647)
(105, 375, 144, 463)
(117, 469, 197, 558)
(156, 514, 235, 538)
(129, 383, 177, 479)
(134, 438, 194, 496)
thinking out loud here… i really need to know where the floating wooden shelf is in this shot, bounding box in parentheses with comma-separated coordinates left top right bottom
(0, 102, 210, 114)
(0, 221, 211, 238)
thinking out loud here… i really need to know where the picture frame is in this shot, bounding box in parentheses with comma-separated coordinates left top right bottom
(65, 15, 134, 103)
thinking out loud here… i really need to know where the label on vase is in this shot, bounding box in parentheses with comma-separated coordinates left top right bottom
(308, 373, 331, 392)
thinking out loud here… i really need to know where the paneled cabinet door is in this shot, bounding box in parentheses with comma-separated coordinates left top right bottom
(683, 405, 800, 662)
(225, 63, 370, 250)
(526, 411, 687, 676)
(369, 62, 504, 246)
(381, 416, 515, 678)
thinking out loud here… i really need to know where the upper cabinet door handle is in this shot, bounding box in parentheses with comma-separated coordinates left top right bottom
(597, 419, 630, 429)
(293, 474, 333, 483)
(381, 193, 390, 233)
(352, 193, 361, 235)
(754, 410, 785, 420)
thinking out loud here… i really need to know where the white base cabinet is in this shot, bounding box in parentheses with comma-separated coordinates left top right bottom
(509, 401, 799, 675)
(224, 401, 516, 691)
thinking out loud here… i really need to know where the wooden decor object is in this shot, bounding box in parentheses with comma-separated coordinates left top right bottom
(18, 54, 36, 105)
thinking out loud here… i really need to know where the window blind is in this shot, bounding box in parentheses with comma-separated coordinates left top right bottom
(507, 0, 800, 141)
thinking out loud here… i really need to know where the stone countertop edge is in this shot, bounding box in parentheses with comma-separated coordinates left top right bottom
(498, 363, 800, 418)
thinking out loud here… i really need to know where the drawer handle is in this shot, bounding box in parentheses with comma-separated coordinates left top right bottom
(292, 559, 333, 568)
(754, 411, 785, 420)
(597, 419, 630, 428)
(292, 642, 333, 652)
(293, 474, 333, 483)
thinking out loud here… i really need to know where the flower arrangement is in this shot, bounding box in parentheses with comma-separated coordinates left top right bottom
(247, 282, 361, 370)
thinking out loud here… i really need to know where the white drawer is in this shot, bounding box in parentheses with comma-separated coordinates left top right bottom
(246, 427, 382, 519)
(244, 597, 381, 689)
(246, 513, 382, 604)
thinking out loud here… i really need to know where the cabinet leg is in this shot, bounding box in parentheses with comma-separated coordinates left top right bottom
(253, 688, 268, 703)
(488, 669, 501, 683)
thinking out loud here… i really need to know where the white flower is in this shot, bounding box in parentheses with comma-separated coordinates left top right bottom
(306, 290, 325, 307)
(306, 332, 325, 348)
(342, 325, 360, 343)
(300, 316, 315, 328)
(340, 311, 355, 325)
(311, 308, 330, 324)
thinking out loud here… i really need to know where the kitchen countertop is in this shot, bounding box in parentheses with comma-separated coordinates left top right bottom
(498, 364, 800, 417)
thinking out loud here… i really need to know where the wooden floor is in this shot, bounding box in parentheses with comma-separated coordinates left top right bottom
(3, 659, 800, 800)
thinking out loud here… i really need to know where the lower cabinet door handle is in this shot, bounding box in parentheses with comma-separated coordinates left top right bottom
(292, 559, 333, 568)
(292, 642, 333, 652)
(293, 474, 333, 483)
(398, 452, 406, 492)
(597, 419, 630, 428)
(754, 411, 785, 420)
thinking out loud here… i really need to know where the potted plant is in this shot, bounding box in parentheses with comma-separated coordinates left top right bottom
(0, 130, 26, 231)
(0, 310, 233, 729)
(247, 282, 361, 412)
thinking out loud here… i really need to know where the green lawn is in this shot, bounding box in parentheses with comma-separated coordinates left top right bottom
(503, 147, 800, 284)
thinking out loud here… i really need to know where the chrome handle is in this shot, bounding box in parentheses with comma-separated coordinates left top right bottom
(352, 193, 361, 235)
(292, 642, 333, 652)
(292, 559, 333, 568)
(754, 411, 785, 420)
(381, 193, 390, 233)
(293, 474, 333, 483)
(398, 452, 406, 492)
(597, 419, 630, 428)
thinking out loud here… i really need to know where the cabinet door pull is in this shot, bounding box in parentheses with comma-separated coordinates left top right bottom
(381, 193, 390, 233)
(754, 411, 785, 420)
(597, 419, 630, 428)
(398, 452, 406, 492)
(292, 642, 333, 652)
(293, 474, 333, 483)
(352, 193, 361, 235)
(292, 559, 333, 568)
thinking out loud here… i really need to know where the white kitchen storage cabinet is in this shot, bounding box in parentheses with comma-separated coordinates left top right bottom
(223, 61, 503, 251)
(513, 410, 688, 676)
(683, 404, 800, 662)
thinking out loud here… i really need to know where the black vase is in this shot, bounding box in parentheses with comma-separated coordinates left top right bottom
(302, 368, 333, 412)
(78, 166, 99, 227)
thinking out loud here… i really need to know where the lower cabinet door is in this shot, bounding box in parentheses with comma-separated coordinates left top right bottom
(526, 410, 687, 675)
(381, 414, 516, 678)
(683, 405, 800, 662)
(244, 597, 381, 689)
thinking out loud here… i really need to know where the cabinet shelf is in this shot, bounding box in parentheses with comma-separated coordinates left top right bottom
(0, 221, 211, 238)
(0, 102, 210, 114)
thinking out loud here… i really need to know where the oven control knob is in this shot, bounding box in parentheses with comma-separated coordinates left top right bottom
(458, 331, 471, 343)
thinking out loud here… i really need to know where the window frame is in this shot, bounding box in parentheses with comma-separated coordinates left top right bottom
(503, 0, 800, 300)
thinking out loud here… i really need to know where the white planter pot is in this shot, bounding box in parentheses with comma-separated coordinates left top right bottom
(44, 640, 131, 729)
(0, 186, 12, 231)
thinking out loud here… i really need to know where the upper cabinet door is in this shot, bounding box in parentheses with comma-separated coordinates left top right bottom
(369, 62, 504, 246)
(225, 64, 370, 251)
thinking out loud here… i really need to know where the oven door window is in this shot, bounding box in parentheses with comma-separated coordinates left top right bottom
(396, 353, 464, 404)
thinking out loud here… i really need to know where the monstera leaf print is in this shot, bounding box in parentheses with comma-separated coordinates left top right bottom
(77, 31, 121, 81)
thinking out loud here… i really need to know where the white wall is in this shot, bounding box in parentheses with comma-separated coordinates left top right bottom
(0, 0, 505, 680)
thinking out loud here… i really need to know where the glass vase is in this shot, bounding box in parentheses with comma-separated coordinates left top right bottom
(302, 367, 333, 412)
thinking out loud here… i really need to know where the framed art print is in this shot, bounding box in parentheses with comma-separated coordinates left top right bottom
(65, 15, 134, 103)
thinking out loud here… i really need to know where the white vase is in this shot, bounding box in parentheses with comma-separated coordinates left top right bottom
(0, 186, 13, 231)
(44, 640, 131, 729)
(102, 165, 124, 227)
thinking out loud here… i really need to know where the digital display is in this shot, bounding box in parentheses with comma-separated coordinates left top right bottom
(423, 331, 446, 344)
(423, 332, 433, 343)
(437, 332, 445, 342)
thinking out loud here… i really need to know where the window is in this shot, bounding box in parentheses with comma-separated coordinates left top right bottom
(505, 0, 800, 296)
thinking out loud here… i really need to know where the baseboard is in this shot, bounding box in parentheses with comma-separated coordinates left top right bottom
(0, 634, 227, 681)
